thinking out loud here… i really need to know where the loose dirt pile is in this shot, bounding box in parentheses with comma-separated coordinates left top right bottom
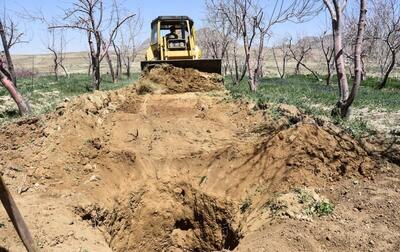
(0, 67, 399, 251)
(137, 64, 224, 94)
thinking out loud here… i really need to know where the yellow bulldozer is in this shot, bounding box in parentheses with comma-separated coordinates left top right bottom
(141, 16, 222, 74)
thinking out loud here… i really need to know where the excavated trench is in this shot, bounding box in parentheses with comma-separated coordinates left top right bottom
(65, 81, 374, 251)
(0, 65, 379, 251)
(74, 183, 242, 251)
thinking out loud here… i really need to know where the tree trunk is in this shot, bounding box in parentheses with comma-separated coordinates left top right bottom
(246, 60, 256, 91)
(87, 52, 92, 76)
(233, 43, 239, 84)
(295, 61, 301, 75)
(0, 20, 17, 87)
(90, 47, 101, 90)
(233, 63, 239, 85)
(60, 64, 69, 78)
(332, 17, 349, 115)
(321, 38, 333, 86)
(51, 52, 59, 82)
(103, 41, 115, 83)
(326, 67, 331, 86)
(282, 55, 287, 78)
(0, 71, 32, 115)
(243, 36, 256, 91)
(117, 53, 122, 80)
(105, 51, 115, 83)
(361, 56, 366, 80)
(379, 48, 396, 89)
(0, 176, 38, 252)
(299, 61, 321, 81)
(88, 31, 102, 90)
(272, 48, 283, 78)
(54, 62, 59, 82)
(253, 32, 266, 83)
(340, 0, 367, 118)
(126, 57, 131, 79)
(112, 42, 121, 80)
(115, 59, 120, 80)
(290, 47, 320, 81)
(92, 58, 101, 90)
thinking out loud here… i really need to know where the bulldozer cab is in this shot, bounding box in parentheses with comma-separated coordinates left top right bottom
(153, 19, 190, 50)
(148, 16, 197, 60)
(142, 16, 222, 74)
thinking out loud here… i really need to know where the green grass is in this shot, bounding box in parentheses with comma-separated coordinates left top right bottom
(264, 189, 335, 218)
(293, 188, 335, 217)
(228, 75, 400, 113)
(0, 73, 138, 121)
(10, 73, 139, 97)
(312, 201, 335, 216)
(362, 75, 400, 89)
(226, 75, 400, 135)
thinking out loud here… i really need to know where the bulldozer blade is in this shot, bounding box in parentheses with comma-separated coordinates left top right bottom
(141, 59, 222, 74)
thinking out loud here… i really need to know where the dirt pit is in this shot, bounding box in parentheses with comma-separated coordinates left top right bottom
(0, 68, 399, 251)
(74, 183, 241, 251)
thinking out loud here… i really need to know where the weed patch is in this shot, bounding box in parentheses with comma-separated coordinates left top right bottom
(264, 188, 334, 219)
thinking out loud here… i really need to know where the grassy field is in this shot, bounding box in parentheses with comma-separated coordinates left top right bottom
(1, 71, 399, 136)
(228, 75, 400, 112)
(0, 73, 138, 120)
(227, 75, 400, 136)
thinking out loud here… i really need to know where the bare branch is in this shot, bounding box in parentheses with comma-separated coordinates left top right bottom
(49, 0, 136, 90)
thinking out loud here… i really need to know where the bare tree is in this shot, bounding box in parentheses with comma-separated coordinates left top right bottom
(115, 12, 142, 79)
(343, 11, 370, 80)
(369, 0, 400, 89)
(49, 0, 135, 90)
(0, 17, 31, 115)
(289, 36, 311, 75)
(324, 0, 367, 118)
(210, 0, 321, 91)
(112, 40, 122, 80)
(319, 31, 335, 85)
(226, 38, 246, 85)
(201, 1, 240, 81)
(218, 1, 267, 91)
(47, 30, 69, 81)
(102, 40, 115, 83)
(85, 52, 92, 76)
(200, 2, 233, 72)
(288, 36, 321, 80)
(0, 16, 26, 87)
(272, 38, 290, 79)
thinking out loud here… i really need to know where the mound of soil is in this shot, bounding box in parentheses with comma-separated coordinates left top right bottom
(138, 64, 224, 94)
(0, 72, 399, 251)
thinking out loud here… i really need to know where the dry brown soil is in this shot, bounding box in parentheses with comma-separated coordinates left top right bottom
(0, 67, 399, 252)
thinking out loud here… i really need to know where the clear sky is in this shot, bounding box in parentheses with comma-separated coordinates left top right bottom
(2, 0, 332, 55)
